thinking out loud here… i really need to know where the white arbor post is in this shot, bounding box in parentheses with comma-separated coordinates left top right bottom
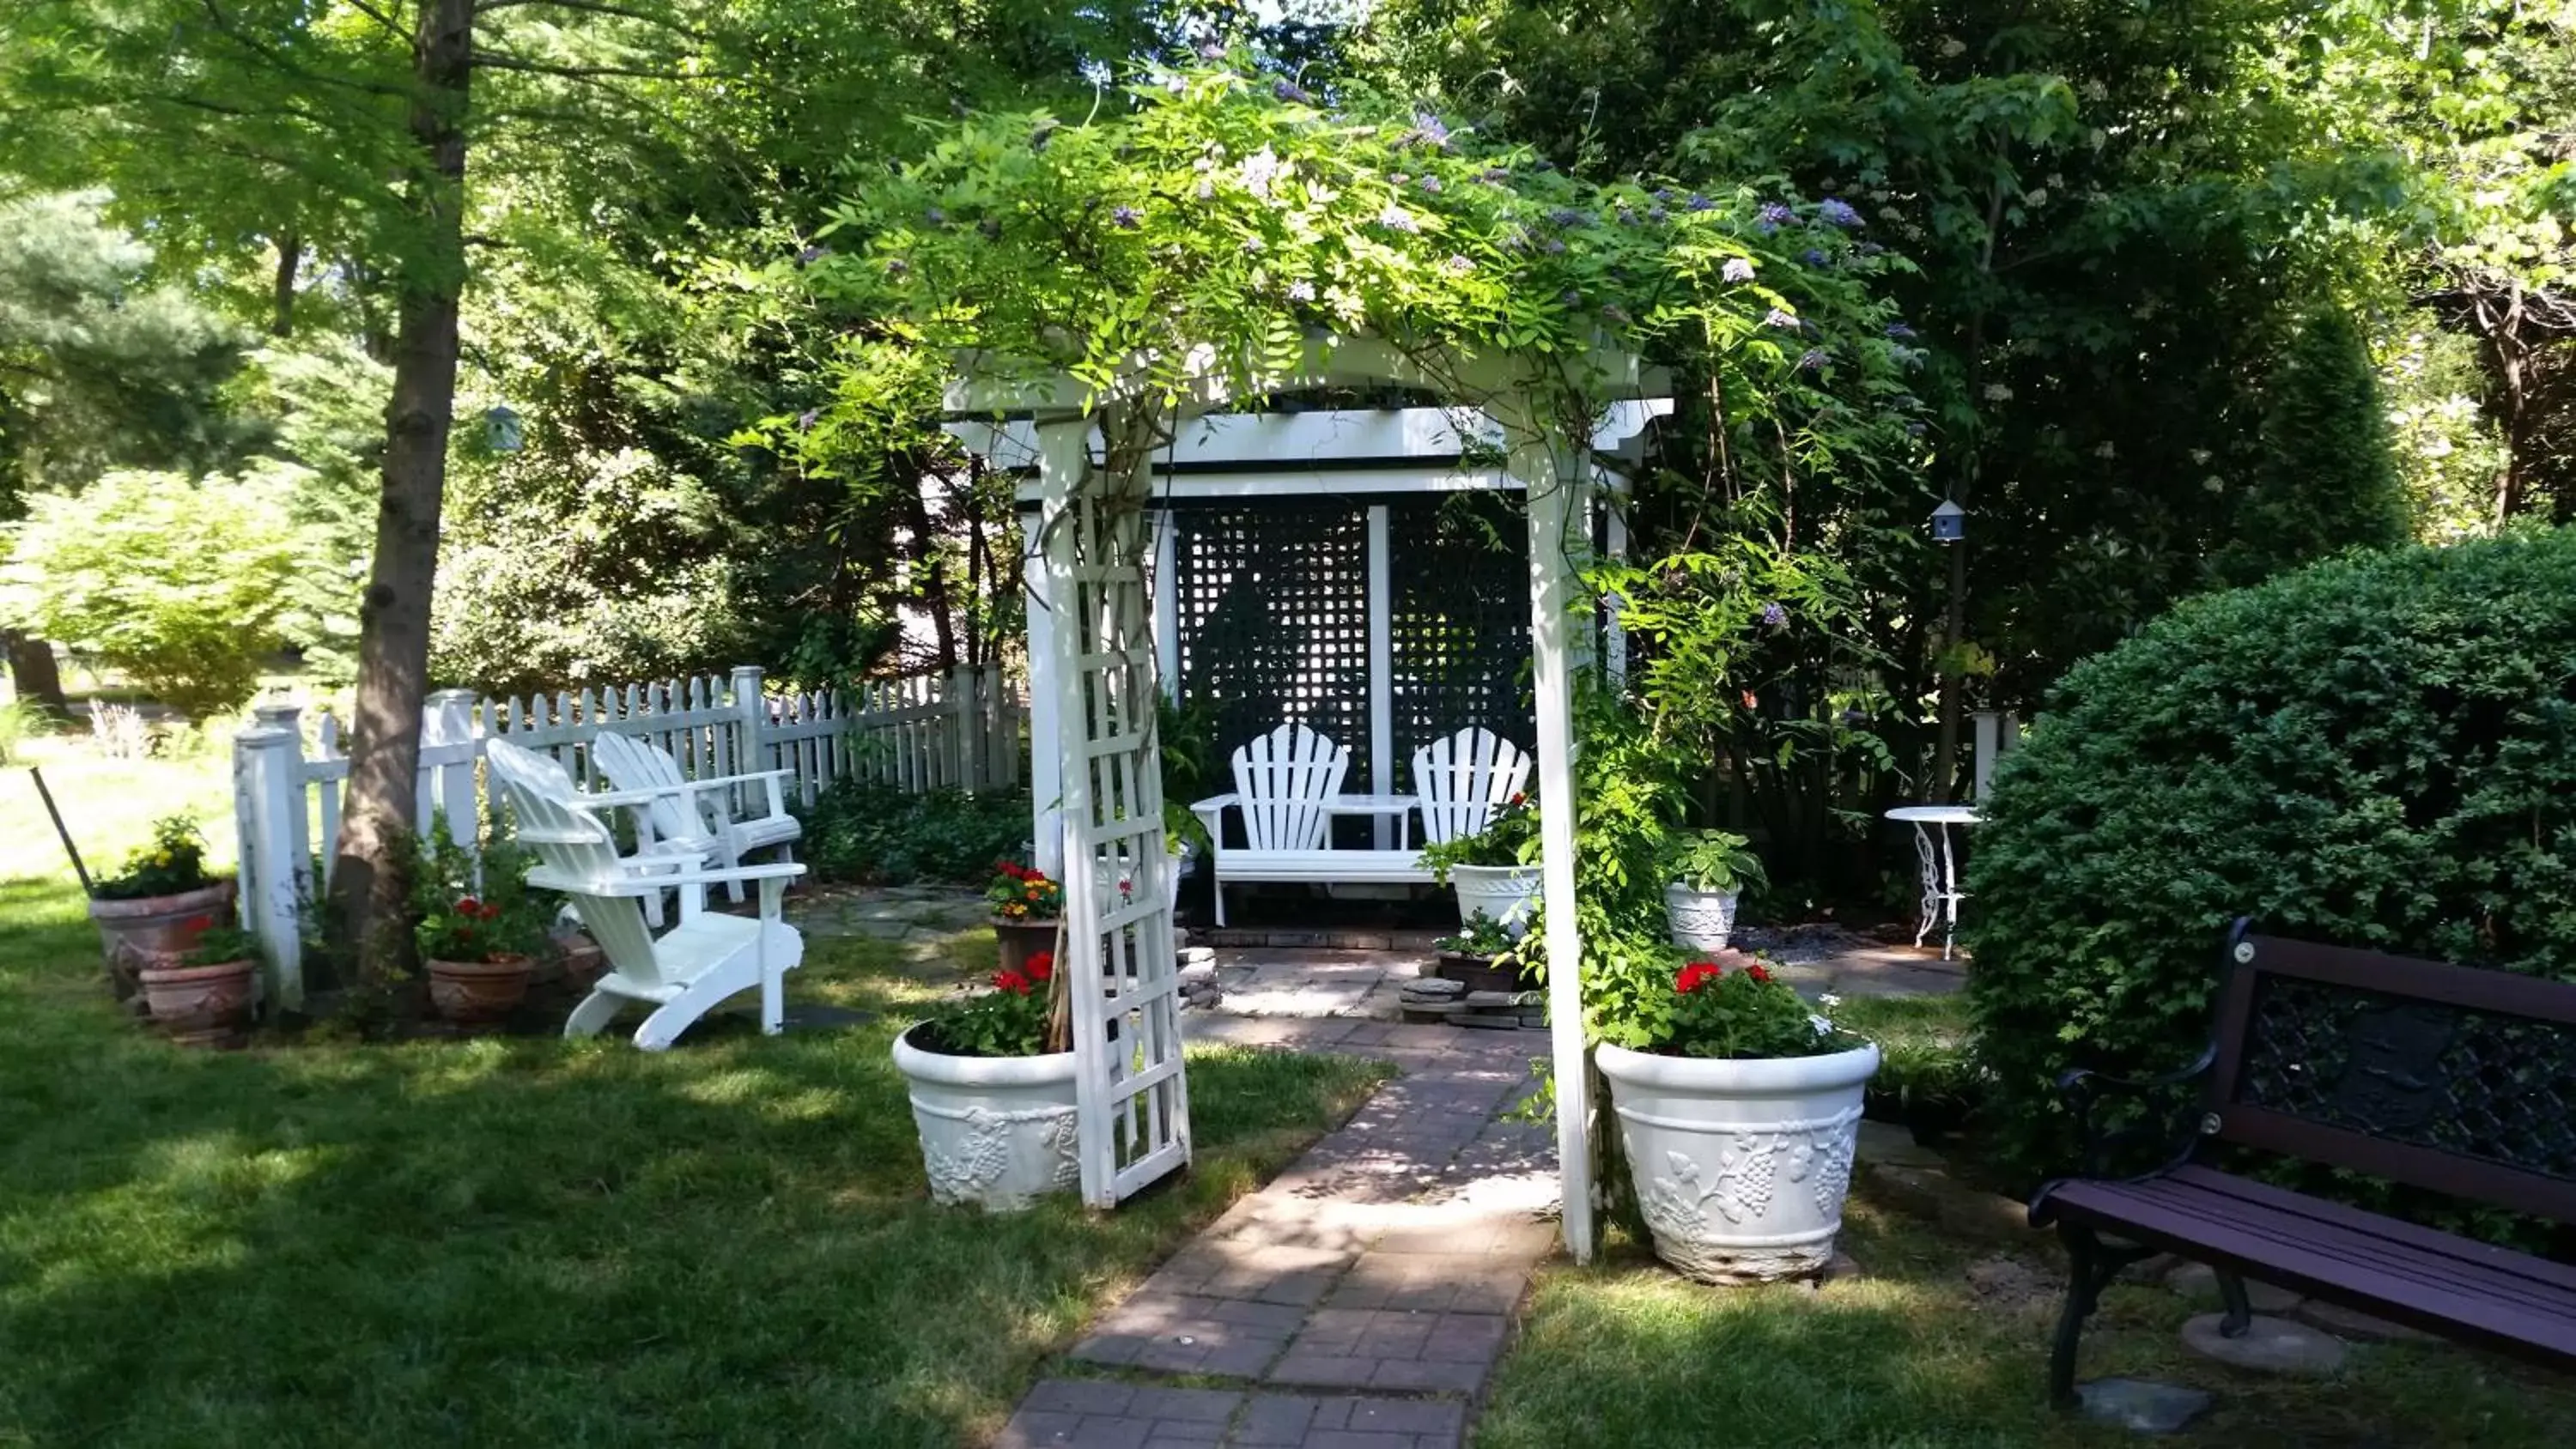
(1514, 425, 1596, 1264)
(1027, 466, 1071, 877)
(233, 703, 308, 1011)
(1038, 411, 1192, 1207)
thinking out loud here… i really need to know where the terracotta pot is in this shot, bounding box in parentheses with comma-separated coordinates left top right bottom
(137, 956, 258, 1040)
(993, 918, 1060, 977)
(88, 880, 236, 1001)
(427, 955, 534, 1025)
(553, 930, 607, 991)
(1435, 950, 1533, 997)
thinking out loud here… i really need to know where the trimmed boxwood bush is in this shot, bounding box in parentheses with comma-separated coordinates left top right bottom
(1964, 529, 2576, 1197)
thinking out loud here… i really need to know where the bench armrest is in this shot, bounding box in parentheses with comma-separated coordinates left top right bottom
(2052, 1043, 2219, 1184)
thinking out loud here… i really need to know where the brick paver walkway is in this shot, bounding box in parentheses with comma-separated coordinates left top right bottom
(997, 1017, 1556, 1449)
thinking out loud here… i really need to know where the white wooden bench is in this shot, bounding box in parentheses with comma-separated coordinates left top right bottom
(1190, 724, 1429, 926)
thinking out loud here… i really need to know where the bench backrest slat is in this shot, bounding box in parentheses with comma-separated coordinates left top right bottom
(2207, 926, 2576, 1223)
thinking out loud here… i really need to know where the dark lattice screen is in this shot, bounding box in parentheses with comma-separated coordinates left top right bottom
(1172, 503, 1375, 783)
(1386, 494, 1531, 791)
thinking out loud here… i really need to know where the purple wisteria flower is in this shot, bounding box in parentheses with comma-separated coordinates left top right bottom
(1763, 306, 1799, 328)
(1196, 39, 1225, 60)
(1886, 321, 1917, 339)
(1112, 205, 1140, 229)
(884, 258, 909, 276)
(1722, 257, 1756, 283)
(1543, 239, 1567, 255)
(1653, 187, 1675, 202)
(1905, 421, 1929, 437)
(1615, 205, 1637, 225)
(795, 244, 829, 266)
(1163, 75, 1188, 95)
(1686, 192, 1715, 211)
(797, 409, 819, 431)
(1798, 349, 1828, 371)
(1409, 111, 1453, 149)
(1273, 79, 1314, 105)
(1819, 197, 1864, 227)
(1760, 602, 1789, 627)
(1756, 202, 1795, 233)
(1531, 159, 1556, 173)
(1547, 207, 1591, 228)
(924, 206, 946, 226)
(1286, 280, 1317, 301)
(1801, 248, 1828, 268)
(1419, 174, 1444, 193)
(1444, 254, 1474, 275)
(1378, 203, 1420, 233)
(1479, 167, 1511, 184)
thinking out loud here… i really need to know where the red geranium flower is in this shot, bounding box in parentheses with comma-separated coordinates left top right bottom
(1675, 961, 1722, 994)
(455, 895, 481, 915)
(1747, 963, 1773, 985)
(1509, 791, 1528, 807)
(1025, 952, 1055, 983)
(994, 969, 1031, 996)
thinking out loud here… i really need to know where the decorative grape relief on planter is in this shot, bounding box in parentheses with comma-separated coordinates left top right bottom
(917, 1100, 1084, 1211)
(1633, 1108, 1865, 1284)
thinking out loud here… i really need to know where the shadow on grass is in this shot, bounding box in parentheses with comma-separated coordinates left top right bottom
(0, 877, 1387, 1449)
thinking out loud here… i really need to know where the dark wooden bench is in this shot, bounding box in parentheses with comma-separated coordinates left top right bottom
(2028, 919, 2576, 1404)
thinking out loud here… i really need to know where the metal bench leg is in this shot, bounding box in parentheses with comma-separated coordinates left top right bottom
(2213, 1267, 2254, 1338)
(2049, 1224, 2156, 1410)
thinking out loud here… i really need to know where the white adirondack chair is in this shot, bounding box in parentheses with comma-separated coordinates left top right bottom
(588, 731, 801, 901)
(1413, 727, 1534, 845)
(488, 739, 805, 1050)
(1194, 724, 1352, 927)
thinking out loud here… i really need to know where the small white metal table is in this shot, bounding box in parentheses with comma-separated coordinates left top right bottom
(1886, 804, 1981, 960)
(1321, 792, 1420, 850)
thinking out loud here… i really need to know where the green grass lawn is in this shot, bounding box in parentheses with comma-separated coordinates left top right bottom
(1478, 1177, 2576, 1447)
(0, 742, 1388, 1448)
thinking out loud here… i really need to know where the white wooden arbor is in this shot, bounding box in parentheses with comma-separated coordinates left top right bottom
(948, 335, 1670, 1261)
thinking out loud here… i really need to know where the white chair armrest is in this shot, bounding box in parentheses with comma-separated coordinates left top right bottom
(527, 862, 806, 895)
(1189, 792, 1242, 814)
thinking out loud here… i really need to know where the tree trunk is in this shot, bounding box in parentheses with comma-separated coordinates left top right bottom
(270, 232, 303, 337)
(325, 0, 476, 990)
(3, 631, 67, 714)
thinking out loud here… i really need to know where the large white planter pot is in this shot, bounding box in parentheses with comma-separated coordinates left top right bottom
(1450, 864, 1541, 937)
(892, 1024, 1081, 1212)
(1595, 1038, 1881, 1284)
(1663, 882, 1742, 952)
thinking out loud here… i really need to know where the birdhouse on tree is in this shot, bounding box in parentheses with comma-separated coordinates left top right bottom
(483, 404, 525, 454)
(1930, 499, 1965, 543)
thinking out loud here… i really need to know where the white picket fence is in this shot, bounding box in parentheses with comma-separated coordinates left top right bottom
(231, 663, 1022, 1009)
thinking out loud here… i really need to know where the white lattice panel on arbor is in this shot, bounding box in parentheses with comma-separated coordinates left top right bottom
(1038, 416, 1191, 1206)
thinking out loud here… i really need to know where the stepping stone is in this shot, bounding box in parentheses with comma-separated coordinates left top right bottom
(1400, 1003, 1465, 1024)
(1463, 991, 1518, 1008)
(2168, 1262, 2302, 1313)
(1459, 1012, 1523, 1030)
(2075, 1378, 2213, 1434)
(2180, 1313, 2348, 1377)
(1400, 979, 1464, 1000)
(2293, 1300, 2439, 1344)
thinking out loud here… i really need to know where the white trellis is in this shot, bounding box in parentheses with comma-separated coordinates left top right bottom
(951, 336, 1668, 1251)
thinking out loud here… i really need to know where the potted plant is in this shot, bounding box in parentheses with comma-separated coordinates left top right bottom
(891, 950, 1084, 1211)
(1432, 915, 1543, 996)
(87, 815, 236, 1004)
(411, 826, 548, 1026)
(1662, 829, 1767, 952)
(987, 858, 1063, 975)
(1593, 949, 1880, 1285)
(137, 924, 260, 1045)
(1419, 792, 1541, 935)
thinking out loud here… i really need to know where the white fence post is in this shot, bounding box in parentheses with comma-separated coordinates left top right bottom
(732, 664, 768, 812)
(422, 688, 479, 847)
(233, 710, 308, 1012)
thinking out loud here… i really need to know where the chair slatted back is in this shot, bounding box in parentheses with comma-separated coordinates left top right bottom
(1231, 724, 1349, 851)
(486, 739, 665, 989)
(590, 731, 707, 844)
(1413, 728, 1532, 845)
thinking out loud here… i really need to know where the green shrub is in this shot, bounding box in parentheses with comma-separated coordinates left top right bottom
(798, 782, 1031, 885)
(1964, 530, 2576, 1197)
